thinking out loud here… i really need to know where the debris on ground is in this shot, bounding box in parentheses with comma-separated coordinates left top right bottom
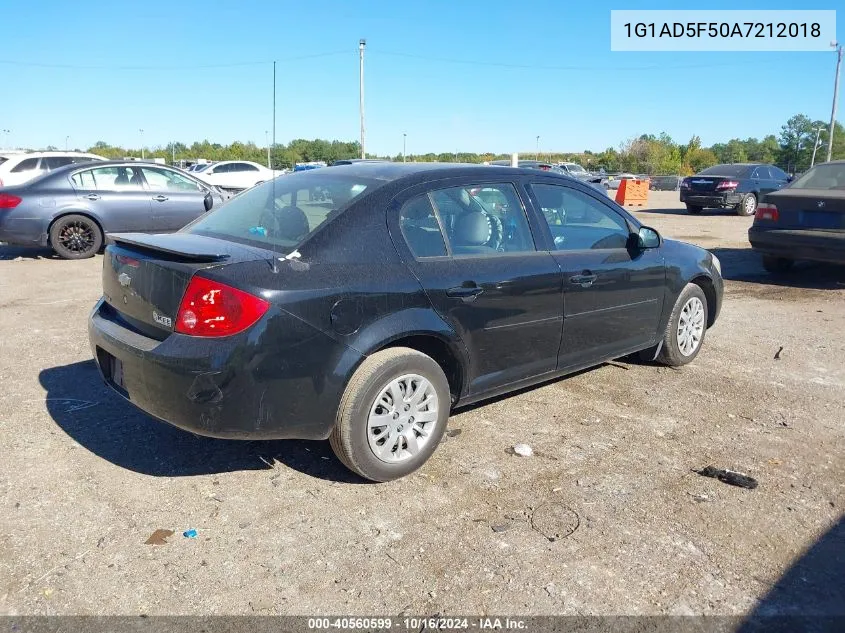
(774, 346, 784, 360)
(695, 466, 758, 490)
(513, 443, 533, 457)
(144, 529, 175, 545)
(690, 493, 710, 503)
(530, 503, 580, 542)
(182, 529, 198, 538)
(446, 428, 462, 438)
(544, 582, 556, 597)
(491, 524, 512, 533)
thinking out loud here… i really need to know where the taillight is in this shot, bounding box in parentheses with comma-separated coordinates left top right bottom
(174, 276, 270, 337)
(755, 203, 779, 222)
(0, 193, 21, 209)
(716, 180, 739, 190)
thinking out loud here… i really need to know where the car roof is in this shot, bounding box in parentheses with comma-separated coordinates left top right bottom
(320, 161, 583, 183)
(3, 151, 104, 159)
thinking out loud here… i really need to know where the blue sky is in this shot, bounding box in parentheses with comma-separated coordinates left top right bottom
(1, 0, 840, 155)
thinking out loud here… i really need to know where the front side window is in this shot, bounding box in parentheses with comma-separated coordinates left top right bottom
(770, 166, 789, 181)
(532, 183, 631, 251)
(184, 171, 377, 253)
(140, 167, 203, 192)
(429, 183, 535, 255)
(239, 163, 259, 172)
(399, 195, 447, 258)
(43, 157, 74, 170)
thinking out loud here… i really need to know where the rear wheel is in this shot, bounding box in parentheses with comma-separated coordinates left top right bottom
(656, 283, 708, 367)
(49, 214, 102, 259)
(686, 204, 703, 214)
(762, 255, 793, 274)
(737, 193, 757, 216)
(329, 347, 450, 482)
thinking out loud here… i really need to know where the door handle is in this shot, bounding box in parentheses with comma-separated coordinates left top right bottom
(152, 195, 169, 202)
(446, 284, 484, 302)
(84, 194, 101, 201)
(570, 272, 598, 288)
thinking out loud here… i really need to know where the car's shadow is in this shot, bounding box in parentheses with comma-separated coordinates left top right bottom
(0, 244, 57, 260)
(709, 247, 845, 290)
(38, 360, 367, 483)
(738, 516, 845, 631)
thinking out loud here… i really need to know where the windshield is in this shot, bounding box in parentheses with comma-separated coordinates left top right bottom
(790, 163, 845, 190)
(183, 171, 379, 252)
(564, 163, 587, 174)
(698, 164, 750, 177)
(193, 164, 211, 172)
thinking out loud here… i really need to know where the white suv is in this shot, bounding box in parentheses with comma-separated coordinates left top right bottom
(194, 160, 280, 192)
(0, 152, 106, 187)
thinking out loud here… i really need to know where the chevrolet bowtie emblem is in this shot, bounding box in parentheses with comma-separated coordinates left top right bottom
(118, 272, 131, 287)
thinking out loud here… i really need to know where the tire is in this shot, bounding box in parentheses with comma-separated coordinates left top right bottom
(686, 204, 703, 214)
(736, 193, 757, 216)
(329, 347, 450, 482)
(656, 283, 708, 367)
(49, 214, 103, 259)
(762, 255, 793, 274)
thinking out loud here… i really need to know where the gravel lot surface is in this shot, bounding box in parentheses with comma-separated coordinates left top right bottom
(1, 191, 842, 617)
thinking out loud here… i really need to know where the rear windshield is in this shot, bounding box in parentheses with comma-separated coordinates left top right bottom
(789, 163, 845, 190)
(183, 171, 380, 253)
(0, 157, 7, 166)
(698, 164, 751, 177)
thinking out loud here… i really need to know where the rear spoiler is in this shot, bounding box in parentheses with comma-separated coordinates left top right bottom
(107, 233, 231, 262)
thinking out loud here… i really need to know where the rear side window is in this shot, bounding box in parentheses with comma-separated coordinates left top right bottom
(71, 166, 144, 190)
(44, 156, 74, 170)
(11, 158, 39, 173)
(399, 195, 447, 258)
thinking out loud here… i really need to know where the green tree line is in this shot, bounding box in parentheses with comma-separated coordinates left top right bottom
(70, 113, 843, 175)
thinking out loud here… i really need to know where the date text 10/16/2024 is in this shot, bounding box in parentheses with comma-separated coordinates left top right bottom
(307, 617, 528, 630)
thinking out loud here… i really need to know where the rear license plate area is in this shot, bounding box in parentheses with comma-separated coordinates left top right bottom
(97, 347, 128, 396)
(801, 211, 843, 229)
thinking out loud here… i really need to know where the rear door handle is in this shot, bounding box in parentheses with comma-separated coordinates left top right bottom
(84, 194, 101, 201)
(152, 195, 169, 202)
(570, 272, 598, 288)
(446, 284, 484, 302)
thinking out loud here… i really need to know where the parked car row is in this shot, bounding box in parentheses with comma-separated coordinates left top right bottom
(0, 151, 105, 187)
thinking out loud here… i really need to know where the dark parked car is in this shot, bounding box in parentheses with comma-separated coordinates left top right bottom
(680, 163, 790, 216)
(749, 160, 845, 272)
(88, 164, 723, 482)
(330, 159, 390, 166)
(0, 161, 225, 259)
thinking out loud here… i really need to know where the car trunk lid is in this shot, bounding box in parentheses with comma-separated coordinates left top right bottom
(102, 233, 271, 337)
(765, 190, 845, 230)
(687, 176, 730, 192)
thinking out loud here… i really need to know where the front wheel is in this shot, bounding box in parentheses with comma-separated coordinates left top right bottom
(49, 214, 103, 259)
(762, 255, 793, 274)
(656, 283, 708, 367)
(737, 193, 757, 216)
(685, 204, 703, 214)
(329, 347, 450, 482)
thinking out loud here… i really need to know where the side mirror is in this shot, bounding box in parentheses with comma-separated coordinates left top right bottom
(203, 192, 213, 212)
(786, 174, 794, 182)
(637, 226, 661, 249)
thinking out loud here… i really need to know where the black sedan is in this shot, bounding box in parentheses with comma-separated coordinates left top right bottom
(88, 164, 723, 482)
(0, 161, 225, 259)
(680, 163, 791, 216)
(749, 160, 845, 272)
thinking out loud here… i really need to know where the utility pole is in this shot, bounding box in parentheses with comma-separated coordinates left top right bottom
(826, 42, 842, 163)
(65, 136, 70, 151)
(272, 61, 276, 168)
(403, 133, 407, 163)
(265, 131, 271, 169)
(139, 129, 145, 160)
(359, 39, 366, 159)
(810, 127, 825, 168)
(536, 135, 540, 161)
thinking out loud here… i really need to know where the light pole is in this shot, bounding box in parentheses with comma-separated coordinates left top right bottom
(1, 129, 8, 148)
(265, 131, 271, 169)
(536, 136, 540, 161)
(139, 129, 145, 160)
(810, 127, 826, 168)
(826, 42, 843, 163)
(65, 136, 70, 151)
(403, 133, 407, 163)
(359, 39, 366, 159)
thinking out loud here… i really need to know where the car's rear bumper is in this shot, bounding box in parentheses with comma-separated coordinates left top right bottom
(0, 218, 48, 247)
(680, 191, 743, 208)
(88, 298, 362, 440)
(748, 227, 845, 264)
